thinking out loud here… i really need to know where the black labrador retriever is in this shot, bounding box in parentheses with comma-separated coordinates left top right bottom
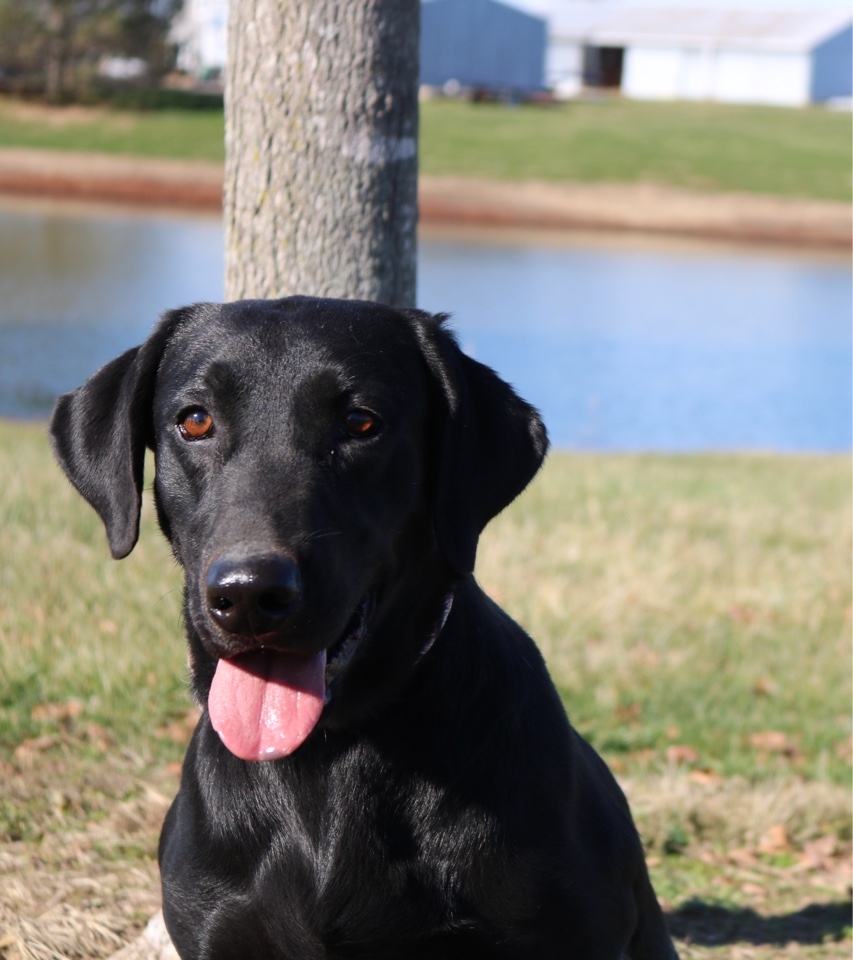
(50, 297, 677, 960)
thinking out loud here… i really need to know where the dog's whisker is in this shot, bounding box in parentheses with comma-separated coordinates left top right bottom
(297, 529, 344, 545)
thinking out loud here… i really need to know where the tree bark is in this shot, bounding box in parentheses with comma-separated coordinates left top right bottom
(224, 0, 419, 307)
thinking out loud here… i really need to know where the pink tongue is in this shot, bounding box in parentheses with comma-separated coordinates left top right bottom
(208, 649, 326, 761)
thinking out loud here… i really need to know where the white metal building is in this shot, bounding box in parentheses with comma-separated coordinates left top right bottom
(549, 6, 853, 107)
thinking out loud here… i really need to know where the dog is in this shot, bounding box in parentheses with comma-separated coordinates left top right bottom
(50, 297, 677, 959)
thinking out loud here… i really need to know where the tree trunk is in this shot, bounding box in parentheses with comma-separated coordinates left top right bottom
(224, 0, 419, 307)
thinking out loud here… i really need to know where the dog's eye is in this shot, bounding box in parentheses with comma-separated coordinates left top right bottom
(178, 408, 214, 441)
(343, 409, 379, 438)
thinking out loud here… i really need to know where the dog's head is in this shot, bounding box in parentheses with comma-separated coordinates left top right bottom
(50, 298, 547, 760)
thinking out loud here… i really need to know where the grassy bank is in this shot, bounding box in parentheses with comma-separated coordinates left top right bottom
(0, 98, 225, 163)
(0, 96, 850, 201)
(0, 419, 850, 957)
(421, 99, 853, 202)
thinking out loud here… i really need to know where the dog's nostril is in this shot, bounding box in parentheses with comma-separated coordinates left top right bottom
(257, 592, 292, 618)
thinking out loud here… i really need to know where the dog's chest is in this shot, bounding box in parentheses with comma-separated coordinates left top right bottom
(250, 761, 506, 945)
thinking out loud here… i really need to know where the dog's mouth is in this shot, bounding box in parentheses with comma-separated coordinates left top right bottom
(207, 593, 373, 763)
(324, 592, 373, 689)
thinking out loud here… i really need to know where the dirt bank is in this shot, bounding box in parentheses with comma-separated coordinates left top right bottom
(0, 148, 223, 210)
(419, 175, 852, 250)
(0, 146, 848, 249)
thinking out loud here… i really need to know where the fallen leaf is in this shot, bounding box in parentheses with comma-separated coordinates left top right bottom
(631, 644, 660, 667)
(730, 605, 757, 623)
(693, 847, 725, 866)
(798, 835, 838, 871)
(14, 734, 60, 764)
(30, 700, 84, 724)
(753, 677, 777, 697)
(615, 702, 642, 724)
(757, 823, 790, 854)
(749, 730, 789, 752)
(688, 769, 722, 785)
(833, 736, 852, 764)
(84, 722, 113, 749)
(727, 847, 760, 868)
(666, 744, 699, 766)
(748, 730, 801, 760)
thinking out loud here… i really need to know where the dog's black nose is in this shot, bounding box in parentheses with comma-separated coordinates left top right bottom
(206, 553, 301, 638)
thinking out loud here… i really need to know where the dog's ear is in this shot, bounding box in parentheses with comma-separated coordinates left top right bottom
(409, 312, 549, 574)
(49, 309, 185, 560)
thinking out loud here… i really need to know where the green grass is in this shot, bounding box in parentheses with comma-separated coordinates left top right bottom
(0, 420, 850, 956)
(0, 95, 850, 200)
(420, 99, 853, 201)
(0, 99, 226, 162)
(0, 420, 187, 765)
(479, 453, 852, 785)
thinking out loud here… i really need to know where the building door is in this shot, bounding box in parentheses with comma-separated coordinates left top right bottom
(582, 45, 625, 88)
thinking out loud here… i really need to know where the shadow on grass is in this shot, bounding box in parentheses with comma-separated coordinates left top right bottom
(666, 899, 852, 947)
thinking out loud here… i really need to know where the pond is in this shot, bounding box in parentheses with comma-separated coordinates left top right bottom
(0, 198, 849, 451)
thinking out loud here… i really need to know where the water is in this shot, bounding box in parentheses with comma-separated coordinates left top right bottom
(0, 199, 849, 451)
(418, 228, 852, 451)
(0, 200, 224, 414)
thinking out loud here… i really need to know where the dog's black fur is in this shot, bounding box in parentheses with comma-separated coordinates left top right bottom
(50, 297, 677, 960)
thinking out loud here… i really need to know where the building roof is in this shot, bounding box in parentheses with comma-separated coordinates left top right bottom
(551, 6, 853, 53)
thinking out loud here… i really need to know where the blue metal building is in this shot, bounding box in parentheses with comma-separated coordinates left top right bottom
(420, 0, 547, 94)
